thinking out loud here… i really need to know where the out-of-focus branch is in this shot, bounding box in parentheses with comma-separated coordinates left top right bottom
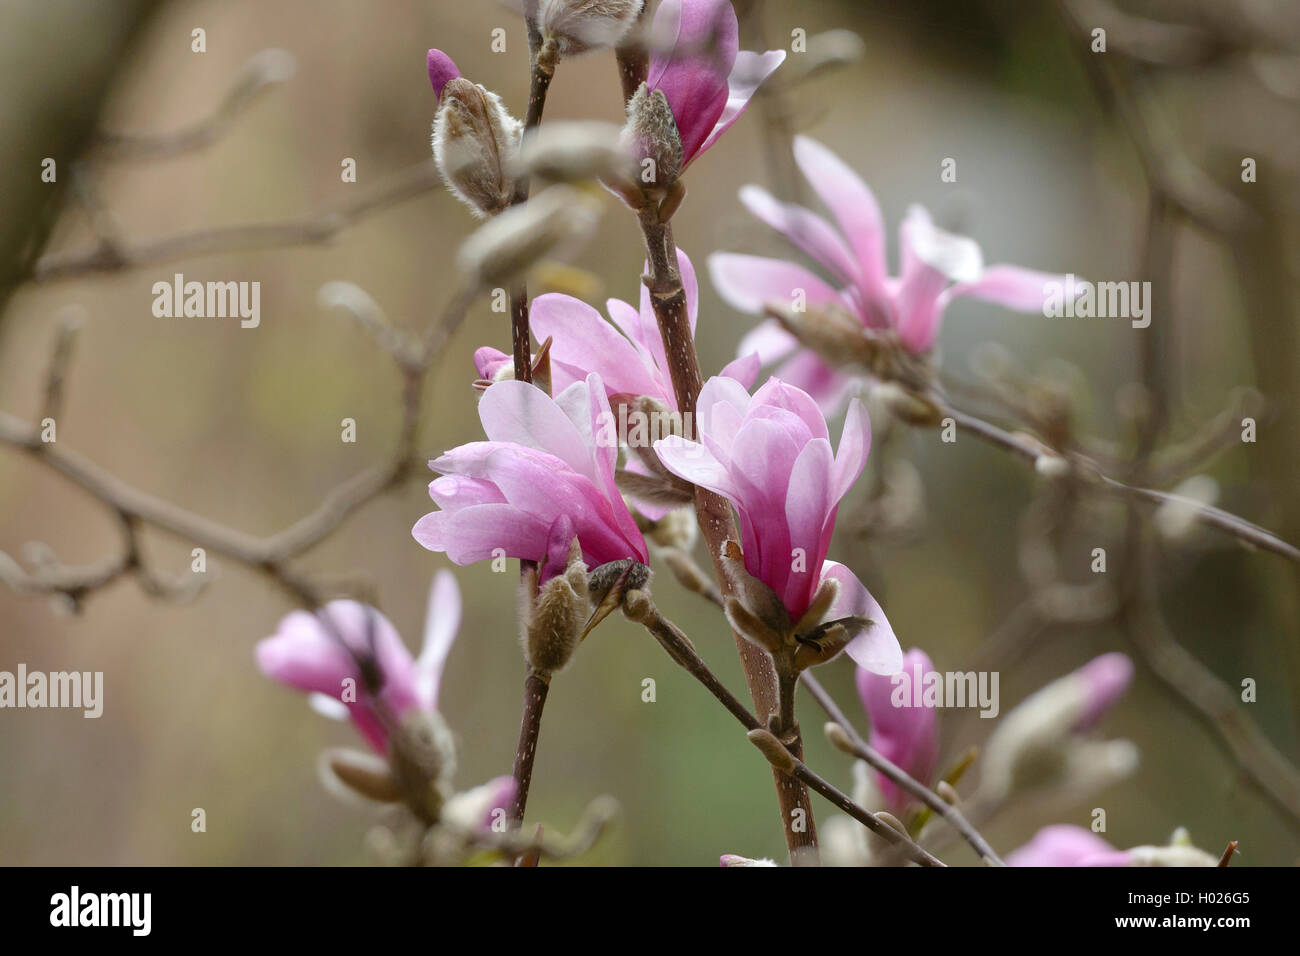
(801, 672, 1004, 865)
(32, 161, 442, 283)
(92, 48, 297, 162)
(628, 596, 942, 866)
(0, 288, 471, 609)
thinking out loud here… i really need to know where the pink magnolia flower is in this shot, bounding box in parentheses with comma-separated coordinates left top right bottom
(1006, 825, 1128, 867)
(653, 375, 901, 673)
(856, 648, 940, 814)
(642, 0, 784, 170)
(256, 570, 462, 754)
(426, 49, 461, 101)
(709, 136, 1070, 410)
(413, 373, 648, 581)
(530, 248, 759, 408)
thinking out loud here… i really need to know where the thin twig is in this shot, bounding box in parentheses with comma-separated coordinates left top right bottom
(801, 672, 1005, 865)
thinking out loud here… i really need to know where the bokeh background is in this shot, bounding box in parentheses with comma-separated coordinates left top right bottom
(2, 0, 1298, 865)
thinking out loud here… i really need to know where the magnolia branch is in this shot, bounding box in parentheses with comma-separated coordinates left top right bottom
(0, 290, 470, 609)
(800, 672, 1005, 866)
(625, 593, 942, 867)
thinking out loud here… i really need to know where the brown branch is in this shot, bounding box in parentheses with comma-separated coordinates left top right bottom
(32, 162, 441, 283)
(636, 208, 818, 861)
(631, 598, 941, 866)
(801, 672, 1005, 865)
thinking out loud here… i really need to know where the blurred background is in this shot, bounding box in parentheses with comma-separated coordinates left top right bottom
(2, 0, 1298, 865)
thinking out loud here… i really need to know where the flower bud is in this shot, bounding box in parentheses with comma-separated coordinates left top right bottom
(620, 83, 683, 193)
(429, 49, 522, 218)
(456, 185, 602, 290)
(540, 0, 644, 56)
(523, 535, 590, 674)
(386, 708, 458, 823)
(981, 653, 1135, 801)
(719, 853, 778, 867)
(514, 121, 633, 185)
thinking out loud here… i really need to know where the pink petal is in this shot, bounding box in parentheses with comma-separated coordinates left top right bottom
(531, 294, 661, 399)
(738, 184, 859, 287)
(826, 561, 901, 675)
(477, 379, 597, 482)
(427, 49, 460, 100)
(737, 319, 800, 365)
(653, 435, 735, 500)
(708, 253, 845, 316)
(792, 136, 889, 305)
(946, 264, 1062, 313)
(1006, 825, 1119, 868)
(856, 647, 938, 809)
(783, 437, 835, 617)
(719, 351, 761, 388)
(646, 0, 738, 164)
(773, 350, 854, 418)
(415, 569, 461, 711)
(696, 49, 787, 159)
(830, 396, 872, 500)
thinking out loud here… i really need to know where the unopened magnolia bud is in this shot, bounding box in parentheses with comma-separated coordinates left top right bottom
(430, 51, 522, 218)
(457, 185, 602, 290)
(647, 508, 696, 550)
(620, 83, 682, 191)
(524, 537, 590, 674)
(720, 853, 778, 867)
(747, 728, 798, 774)
(387, 709, 457, 823)
(319, 748, 401, 804)
(824, 721, 856, 755)
(515, 121, 632, 185)
(540, 0, 644, 57)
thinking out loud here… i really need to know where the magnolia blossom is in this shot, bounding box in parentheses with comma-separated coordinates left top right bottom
(1005, 825, 1125, 867)
(530, 248, 759, 407)
(855, 648, 940, 814)
(256, 571, 461, 754)
(982, 652, 1137, 801)
(653, 375, 900, 673)
(635, 0, 784, 172)
(709, 136, 1069, 410)
(413, 373, 648, 581)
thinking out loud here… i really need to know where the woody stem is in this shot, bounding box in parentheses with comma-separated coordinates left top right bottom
(635, 206, 818, 862)
(505, 16, 555, 837)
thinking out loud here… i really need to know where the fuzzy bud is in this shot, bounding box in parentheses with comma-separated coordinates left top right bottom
(540, 0, 644, 57)
(514, 121, 633, 186)
(386, 709, 458, 823)
(620, 83, 683, 192)
(524, 536, 590, 674)
(456, 185, 602, 290)
(430, 50, 522, 218)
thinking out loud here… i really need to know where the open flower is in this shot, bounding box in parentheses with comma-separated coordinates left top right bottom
(855, 648, 940, 815)
(709, 136, 1070, 411)
(622, 0, 783, 186)
(530, 247, 759, 408)
(1005, 825, 1124, 867)
(256, 571, 462, 755)
(653, 375, 900, 673)
(413, 373, 648, 582)
(982, 652, 1137, 802)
